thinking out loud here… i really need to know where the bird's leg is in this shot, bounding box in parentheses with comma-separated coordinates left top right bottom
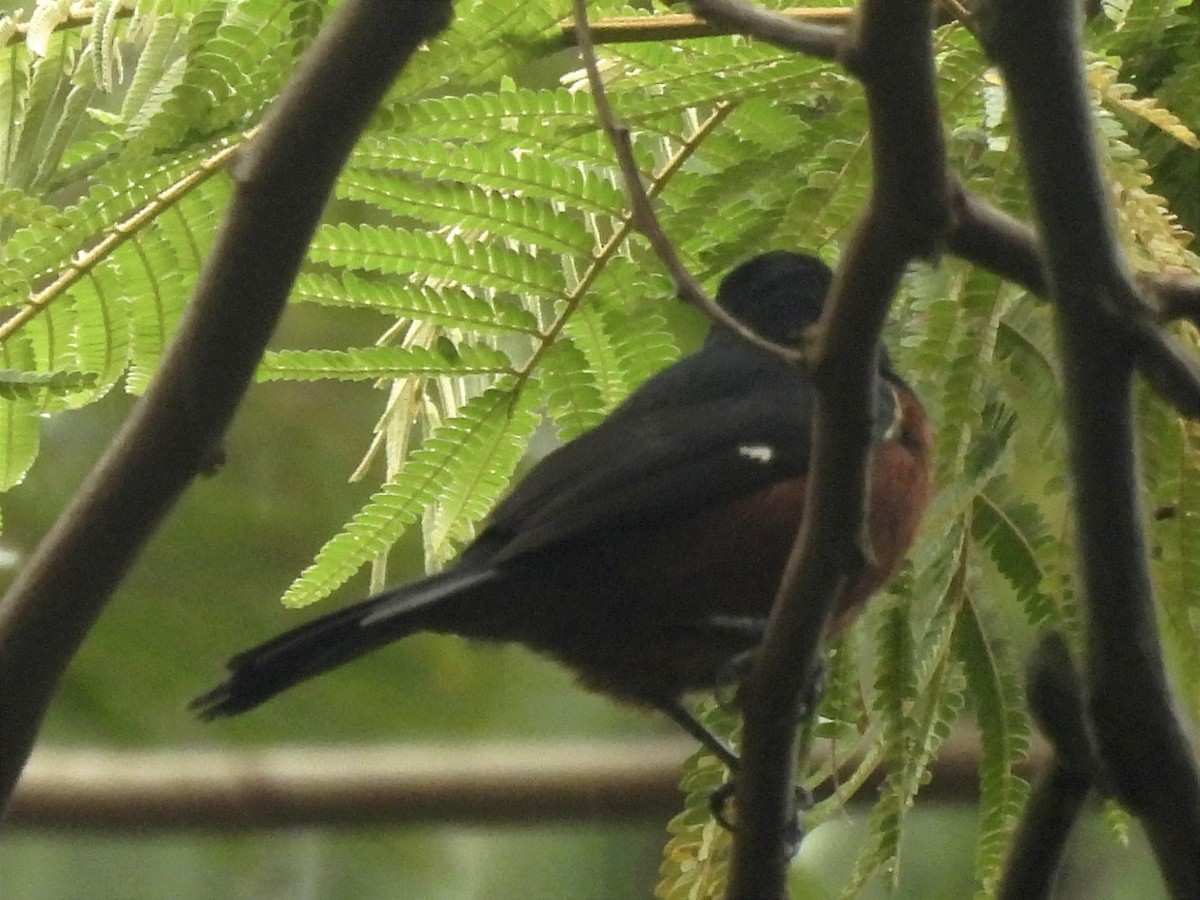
(661, 695, 813, 857)
(706, 780, 813, 857)
(675, 616, 829, 857)
(661, 698, 741, 770)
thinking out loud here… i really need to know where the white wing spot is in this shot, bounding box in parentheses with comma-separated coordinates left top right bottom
(738, 444, 775, 464)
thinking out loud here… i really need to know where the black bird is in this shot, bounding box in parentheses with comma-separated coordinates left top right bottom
(193, 251, 932, 765)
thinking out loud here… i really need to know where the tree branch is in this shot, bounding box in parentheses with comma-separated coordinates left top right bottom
(570, 0, 806, 364)
(998, 633, 1097, 900)
(6, 733, 1049, 831)
(696, 0, 951, 895)
(687, 0, 843, 59)
(0, 0, 453, 818)
(557, 6, 850, 49)
(979, 0, 1200, 895)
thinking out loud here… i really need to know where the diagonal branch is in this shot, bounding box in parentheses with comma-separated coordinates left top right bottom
(998, 633, 1097, 900)
(0, 0, 454, 817)
(570, 0, 806, 365)
(688, 0, 952, 895)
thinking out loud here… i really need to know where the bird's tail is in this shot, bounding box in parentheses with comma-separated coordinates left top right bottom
(190, 567, 498, 719)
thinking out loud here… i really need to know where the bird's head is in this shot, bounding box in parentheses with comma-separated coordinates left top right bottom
(713, 250, 896, 375)
(713, 250, 831, 346)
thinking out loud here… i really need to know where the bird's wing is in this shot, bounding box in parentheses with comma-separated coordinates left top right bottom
(477, 362, 898, 565)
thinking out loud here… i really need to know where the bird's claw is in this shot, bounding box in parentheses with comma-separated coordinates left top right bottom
(708, 780, 814, 858)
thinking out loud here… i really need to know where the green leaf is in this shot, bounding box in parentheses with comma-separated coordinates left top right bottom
(0, 338, 40, 492)
(955, 601, 1030, 899)
(259, 344, 515, 383)
(972, 475, 1060, 628)
(282, 381, 535, 608)
(308, 224, 566, 297)
(0, 367, 96, 400)
(290, 272, 541, 334)
(655, 700, 737, 900)
(423, 379, 541, 565)
(537, 337, 605, 442)
(337, 171, 595, 257)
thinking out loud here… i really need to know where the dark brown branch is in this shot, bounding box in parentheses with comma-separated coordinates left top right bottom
(998, 633, 1096, 900)
(0, 0, 453, 818)
(979, 0, 1200, 896)
(1144, 271, 1200, 329)
(947, 178, 1200, 416)
(688, 0, 843, 59)
(717, 0, 950, 895)
(946, 177, 1048, 296)
(999, 760, 1093, 900)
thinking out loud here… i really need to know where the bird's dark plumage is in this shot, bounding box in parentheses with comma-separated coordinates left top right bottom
(193, 251, 932, 753)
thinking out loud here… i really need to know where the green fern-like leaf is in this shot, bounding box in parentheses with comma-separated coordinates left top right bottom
(308, 224, 566, 297)
(422, 379, 541, 565)
(655, 701, 738, 900)
(290, 272, 541, 335)
(337, 173, 596, 258)
(839, 786, 904, 900)
(839, 603, 918, 896)
(0, 335, 41, 493)
(538, 336, 606, 441)
(70, 263, 133, 402)
(1146, 411, 1200, 715)
(348, 136, 628, 216)
(0, 366, 97, 399)
(955, 600, 1030, 899)
(972, 475, 1061, 628)
(119, 14, 184, 128)
(395, 0, 560, 94)
(258, 344, 515, 383)
(601, 303, 680, 392)
(281, 381, 534, 608)
(561, 297, 636, 410)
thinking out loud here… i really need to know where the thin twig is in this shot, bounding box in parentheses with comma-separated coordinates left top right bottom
(570, 0, 806, 365)
(515, 102, 737, 386)
(1144, 271, 1200, 329)
(688, 0, 843, 59)
(0, 133, 253, 343)
(557, 6, 851, 48)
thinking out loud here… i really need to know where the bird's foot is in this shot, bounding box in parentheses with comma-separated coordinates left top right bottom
(708, 779, 813, 858)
